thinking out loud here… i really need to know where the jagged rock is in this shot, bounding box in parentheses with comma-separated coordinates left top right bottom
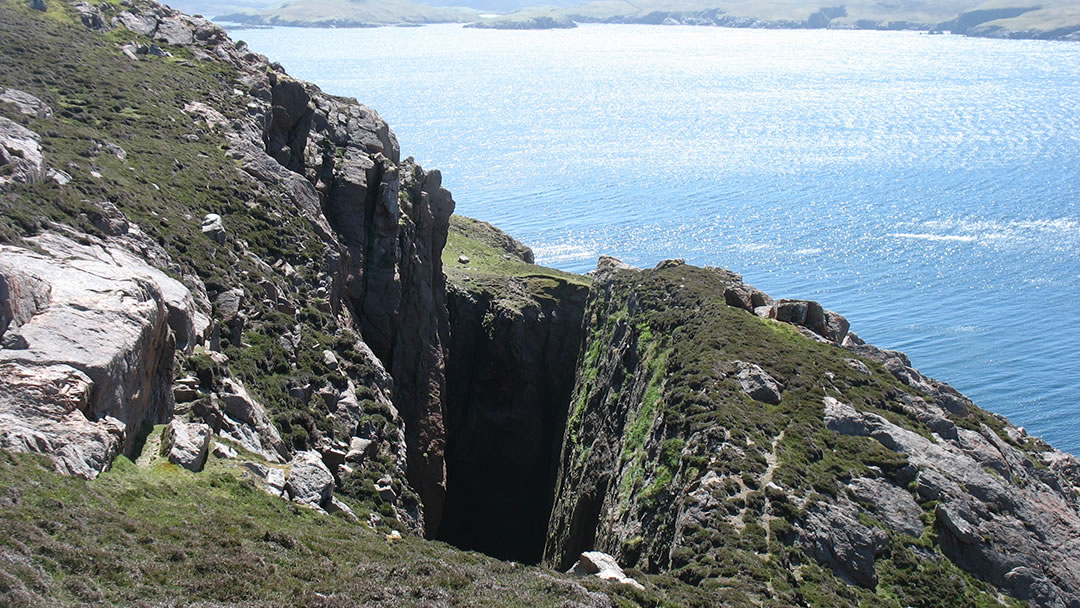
(113, 11, 157, 35)
(846, 477, 923, 537)
(285, 450, 334, 509)
(346, 437, 374, 462)
(214, 288, 243, 321)
(321, 349, 338, 369)
(0, 88, 52, 118)
(0, 363, 118, 478)
(457, 254, 469, 264)
(568, 551, 644, 590)
(172, 376, 200, 403)
(375, 475, 395, 502)
(733, 360, 783, 404)
(160, 418, 211, 472)
(211, 441, 237, 459)
(28, 0, 45, 11)
(200, 213, 225, 243)
(0, 116, 46, 187)
(72, 1, 106, 29)
(326, 496, 358, 521)
(243, 462, 286, 497)
(798, 500, 889, 587)
(213, 378, 287, 461)
(153, 16, 192, 45)
(0, 233, 205, 476)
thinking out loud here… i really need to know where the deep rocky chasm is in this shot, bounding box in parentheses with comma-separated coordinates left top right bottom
(3, 0, 1080, 606)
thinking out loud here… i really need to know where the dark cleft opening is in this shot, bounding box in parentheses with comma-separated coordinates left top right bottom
(436, 283, 587, 563)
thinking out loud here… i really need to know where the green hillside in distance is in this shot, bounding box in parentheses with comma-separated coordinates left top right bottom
(216, 0, 476, 27)
(208, 0, 1080, 39)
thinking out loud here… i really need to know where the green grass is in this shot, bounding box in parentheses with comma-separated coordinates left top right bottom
(0, 450, 746, 607)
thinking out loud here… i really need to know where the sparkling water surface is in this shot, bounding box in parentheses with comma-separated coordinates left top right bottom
(235, 24, 1080, 453)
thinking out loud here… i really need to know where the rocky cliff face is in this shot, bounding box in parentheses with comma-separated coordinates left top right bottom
(3, 0, 1080, 606)
(544, 258, 1080, 607)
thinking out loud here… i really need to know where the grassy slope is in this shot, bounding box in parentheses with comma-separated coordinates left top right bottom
(0, 450, 632, 607)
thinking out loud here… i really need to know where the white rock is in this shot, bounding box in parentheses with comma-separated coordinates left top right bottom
(568, 551, 644, 590)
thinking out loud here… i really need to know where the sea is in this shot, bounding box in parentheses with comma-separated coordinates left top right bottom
(232, 24, 1080, 454)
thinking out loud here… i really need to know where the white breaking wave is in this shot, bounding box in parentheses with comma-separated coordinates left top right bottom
(888, 233, 977, 242)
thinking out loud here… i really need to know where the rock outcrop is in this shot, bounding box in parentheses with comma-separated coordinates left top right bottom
(544, 257, 1080, 606)
(0, 232, 207, 477)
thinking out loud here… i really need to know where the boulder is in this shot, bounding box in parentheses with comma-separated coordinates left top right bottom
(0, 233, 205, 477)
(243, 462, 286, 497)
(211, 441, 237, 459)
(113, 11, 157, 36)
(568, 551, 644, 590)
(160, 418, 211, 472)
(201, 213, 225, 244)
(733, 361, 783, 404)
(0, 116, 46, 187)
(285, 450, 334, 508)
(0, 88, 52, 118)
(214, 378, 287, 461)
(153, 16, 193, 45)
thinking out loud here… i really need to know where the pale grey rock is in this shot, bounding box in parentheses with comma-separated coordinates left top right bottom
(0, 88, 52, 118)
(321, 349, 339, 369)
(798, 500, 888, 587)
(153, 16, 193, 45)
(72, 1, 106, 29)
(243, 462, 286, 497)
(211, 441, 237, 459)
(214, 288, 243, 322)
(201, 213, 225, 244)
(113, 11, 157, 36)
(0, 233, 205, 476)
(182, 101, 228, 129)
(822, 394, 1080, 605)
(0, 116, 46, 187)
(286, 450, 334, 509)
(172, 376, 200, 403)
(733, 360, 783, 404)
(844, 358, 872, 375)
(160, 418, 211, 472)
(215, 378, 287, 461)
(568, 551, 644, 590)
(326, 496, 358, 521)
(346, 437, 374, 463)
(847, 477, 924, 537)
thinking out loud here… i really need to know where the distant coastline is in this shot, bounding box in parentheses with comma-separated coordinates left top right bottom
(212, 0, 1080, 40)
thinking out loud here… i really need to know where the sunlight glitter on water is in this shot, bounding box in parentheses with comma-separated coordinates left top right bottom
(239, 24, 1080, 453)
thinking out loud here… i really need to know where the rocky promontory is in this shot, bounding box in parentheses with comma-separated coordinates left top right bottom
(2, 0, 1080, 605)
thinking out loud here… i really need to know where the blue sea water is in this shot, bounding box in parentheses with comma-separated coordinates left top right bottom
(235, 24, 1080, 453)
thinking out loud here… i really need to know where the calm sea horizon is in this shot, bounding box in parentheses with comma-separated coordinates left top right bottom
(233, 24, 1080, 453)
